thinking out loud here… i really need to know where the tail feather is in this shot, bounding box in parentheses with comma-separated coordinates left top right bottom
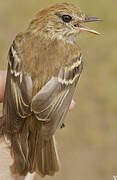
(10, 128, 29, 176)
(0, 115, 5, 140)
(9, 123, 59, 177)
(35, 136, 59, 176)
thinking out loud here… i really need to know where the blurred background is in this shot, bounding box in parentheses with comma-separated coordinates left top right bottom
(0, 0, 117, 180)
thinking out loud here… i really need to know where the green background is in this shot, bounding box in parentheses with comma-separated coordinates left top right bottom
(0, 0, 117, 180)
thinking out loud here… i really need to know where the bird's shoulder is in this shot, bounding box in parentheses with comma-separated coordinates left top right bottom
(12, 32, 81, 72)
(10, 32, 82, 94)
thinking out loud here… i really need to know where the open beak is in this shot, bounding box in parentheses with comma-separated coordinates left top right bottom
(75, 16, 102, 35)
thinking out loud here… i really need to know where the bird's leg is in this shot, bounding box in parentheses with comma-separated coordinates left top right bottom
(60, 123, 65, 129)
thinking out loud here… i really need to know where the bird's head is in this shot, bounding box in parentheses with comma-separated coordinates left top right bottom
(28, 2, 101, 43)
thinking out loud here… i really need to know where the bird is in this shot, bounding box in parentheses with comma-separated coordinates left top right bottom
(0, 2, 101, 179)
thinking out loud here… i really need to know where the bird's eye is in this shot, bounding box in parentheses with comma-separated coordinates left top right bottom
(62, 15, 72, 23)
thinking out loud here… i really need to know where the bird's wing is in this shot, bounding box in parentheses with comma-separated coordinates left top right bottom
(3, 41, 32, 134)
(31, 54, 83, 138)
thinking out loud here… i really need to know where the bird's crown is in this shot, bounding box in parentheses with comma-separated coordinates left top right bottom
(27, 2, 101, 43)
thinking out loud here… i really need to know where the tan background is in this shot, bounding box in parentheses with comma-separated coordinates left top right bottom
(0, 0, 117, 180)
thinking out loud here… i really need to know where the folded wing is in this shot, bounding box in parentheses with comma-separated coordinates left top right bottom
(31, 54, 83, 138)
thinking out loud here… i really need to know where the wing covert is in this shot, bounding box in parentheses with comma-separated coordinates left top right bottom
(31, 54, 83, 138)
(3, 41, 32, 134)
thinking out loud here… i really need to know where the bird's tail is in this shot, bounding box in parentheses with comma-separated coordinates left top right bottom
(10, 122, 59, 177)
(33, 135, 59, 176)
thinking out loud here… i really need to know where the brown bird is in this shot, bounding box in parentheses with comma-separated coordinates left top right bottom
(0, 2, 101, 179)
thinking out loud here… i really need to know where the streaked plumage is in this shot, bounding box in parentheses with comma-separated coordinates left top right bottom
(0, 2, 101, 179)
